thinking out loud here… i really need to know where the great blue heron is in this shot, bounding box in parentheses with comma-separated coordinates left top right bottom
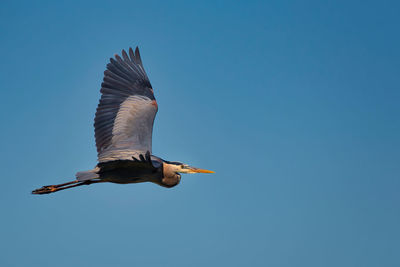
(32, 47, 213, 195)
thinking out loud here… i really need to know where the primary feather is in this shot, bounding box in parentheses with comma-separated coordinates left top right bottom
(94, 47, 158, 163)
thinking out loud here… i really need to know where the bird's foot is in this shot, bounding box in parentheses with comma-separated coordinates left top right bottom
(32, 185, 57, 194)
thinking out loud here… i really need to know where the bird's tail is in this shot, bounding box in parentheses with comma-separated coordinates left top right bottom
(76, 168, 99, 182)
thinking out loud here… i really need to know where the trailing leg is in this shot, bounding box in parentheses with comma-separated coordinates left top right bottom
(32, 179, 103, 195)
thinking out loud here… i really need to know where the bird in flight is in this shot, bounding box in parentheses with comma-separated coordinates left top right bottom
(33, 47, 213, 195)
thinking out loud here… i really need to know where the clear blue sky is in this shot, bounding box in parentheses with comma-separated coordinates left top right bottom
(1, 0, 399, 266)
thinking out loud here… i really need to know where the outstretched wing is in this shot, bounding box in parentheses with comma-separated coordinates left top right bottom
(94, 47, 158, 163)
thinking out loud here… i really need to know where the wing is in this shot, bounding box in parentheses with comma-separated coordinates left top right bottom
(94, 47, 158, 163)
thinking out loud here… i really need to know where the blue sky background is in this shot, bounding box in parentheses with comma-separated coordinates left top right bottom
(1, 0, 399, 266)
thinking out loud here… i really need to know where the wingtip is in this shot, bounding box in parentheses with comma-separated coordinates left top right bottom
(134, 47, 142, 65)
(128, 47, 135, 62)
(115, 54, 122, 61)
(114, 47, 141, 62)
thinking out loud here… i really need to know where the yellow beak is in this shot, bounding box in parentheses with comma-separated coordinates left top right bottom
(191, 168, 215, 173)
(185, 166, 215, 174)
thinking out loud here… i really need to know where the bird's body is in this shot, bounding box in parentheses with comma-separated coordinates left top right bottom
(97, 158, 164, 185)
(82, 155, 180, 187)
(33, 47, 213, 195)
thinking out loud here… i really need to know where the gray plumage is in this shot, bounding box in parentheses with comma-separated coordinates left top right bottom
(32, 47, 213, 195)
(95, 47, 156, 163)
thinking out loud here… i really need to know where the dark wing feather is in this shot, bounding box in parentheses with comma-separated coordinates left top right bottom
(94, 47, 158, 163)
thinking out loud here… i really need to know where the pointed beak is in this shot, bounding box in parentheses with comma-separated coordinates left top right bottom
(190, 167, 215, 173)
(184, 166, 215, 174)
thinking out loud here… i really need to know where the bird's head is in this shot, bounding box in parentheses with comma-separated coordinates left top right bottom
(161, 161, 214, 187)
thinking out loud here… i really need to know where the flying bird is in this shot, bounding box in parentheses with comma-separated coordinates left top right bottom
(32, 47, 213, 195)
